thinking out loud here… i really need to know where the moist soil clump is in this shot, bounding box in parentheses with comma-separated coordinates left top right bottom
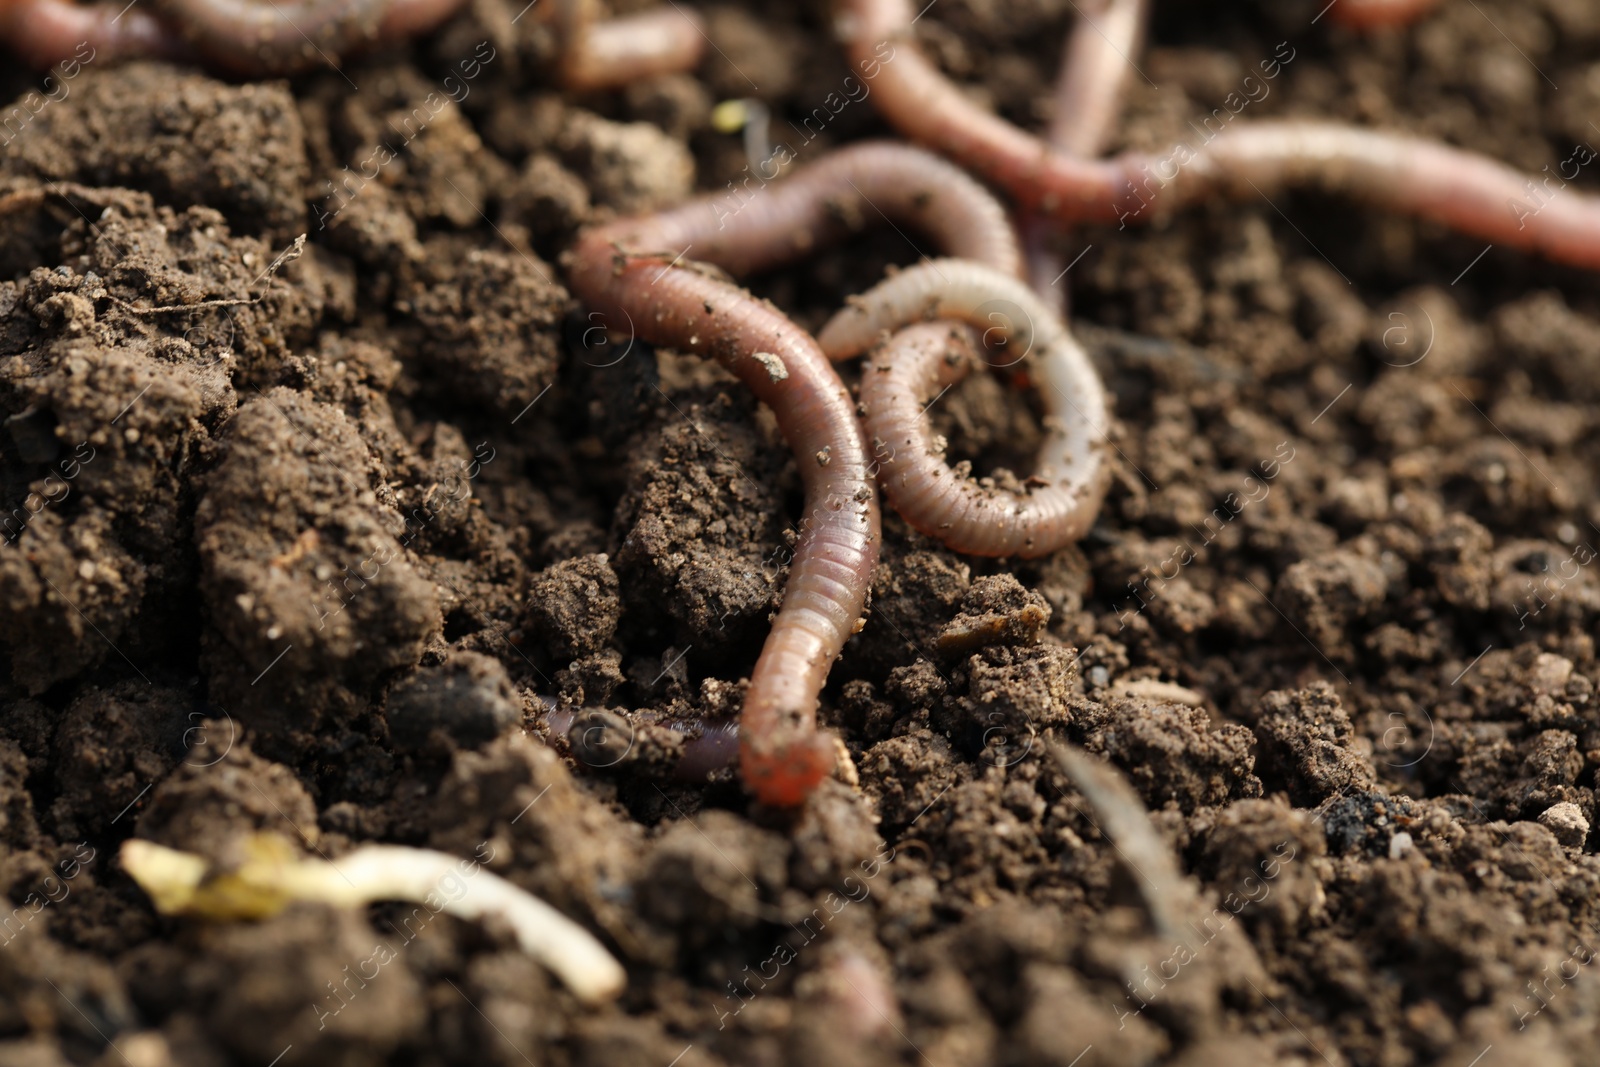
(4, 2, 1600, 1064)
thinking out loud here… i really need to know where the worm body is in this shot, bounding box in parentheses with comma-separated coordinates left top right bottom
(560, 5, 707, 90)
(545, 706, 740, 782)
(567, 142, 1031, 803)
(1023, 0, 1147, 308)
(1190, 122, 1600, 272)
(0, 0, 461, 74)
(569, 228, 879, 808)
(837, 0, 1140, 223)
(840, 0, 1600, 273)
(1047, 0, 1145, 158)
(0, 0, 185, 67)
(596, 140, 1022, 278)
(152, 0, 397, 75)
(1327, 0, 1440, 29)
(1, 0, 703, 82)
(823, 260, 1109, 558)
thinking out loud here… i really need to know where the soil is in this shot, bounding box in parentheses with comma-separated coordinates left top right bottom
(3, 1, 1600, 1064)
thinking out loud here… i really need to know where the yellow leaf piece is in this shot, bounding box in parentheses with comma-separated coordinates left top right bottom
(710, 98, 748, 134)
(121, 833, 309, 920)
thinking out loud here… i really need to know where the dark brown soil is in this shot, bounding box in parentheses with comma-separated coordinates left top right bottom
(4, 1, 1600, 1064)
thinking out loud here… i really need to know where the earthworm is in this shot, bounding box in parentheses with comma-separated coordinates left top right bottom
(544, 706, 739, 781)
(148, 0, 450, 75)
(1022, 0, 1146, 307)
(836, 0, 1141, 222)
(1327, 0, 1441, 30)
(559, 3, 707, 91)
(0, 0, 184, 67)
(838, 0, 1600, 272)
(0, 0, 704, 83)
(593, 140, 1022, 278)
(569, 232, 878, 809)
(1047, 0, 1145, 159)
(567, 143, 1032, 802)
(1190, 122, 1600, 271)
(670, 720, 741, 780)
(820, 260, 1109, 557)
(0, 0, 462, 74)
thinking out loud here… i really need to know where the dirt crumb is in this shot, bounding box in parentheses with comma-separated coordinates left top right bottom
(384, 650, 520, 750)
(558, 110, 695, 214)
(195, 388, 440, 740)
(2, 63, 309, 240)
(525, 552, 621, 660)
(1252, 682, 1377, 806)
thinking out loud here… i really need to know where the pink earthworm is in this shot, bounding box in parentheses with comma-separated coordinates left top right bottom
(596, 140, 1022, 278)
(568, 142, 1023, 803)
(836, 0, 1139, 222)
(1022, 0, 1147, 307)
(838, 0, 1600, 272)
(1047, 0, 1146, 159)
(544, 706, 739, 781)
(0, 0, 464, 74)
(819, 260, 1110, 557)
(0, 0, 703, 83)
(0, 0, 185, 67)
(148, 0, 457, 76)
(1189, 123, 1600, 270)
(559, 3, 707, 91)
(570, 227, 879, 810)
(1327, 0, 1441, 30)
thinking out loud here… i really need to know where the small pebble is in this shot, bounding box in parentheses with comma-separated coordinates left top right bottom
(1388, 831, 1414, 860)
(1538, 802, 1590, 849)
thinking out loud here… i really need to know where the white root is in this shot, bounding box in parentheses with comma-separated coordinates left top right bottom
(121, 835, 626, 1004)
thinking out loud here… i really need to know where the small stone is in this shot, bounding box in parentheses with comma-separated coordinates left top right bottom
(1538, 802, 1589, 849)
(1528, 653, 1574, 697)
(1388, 831, 1414, 860)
